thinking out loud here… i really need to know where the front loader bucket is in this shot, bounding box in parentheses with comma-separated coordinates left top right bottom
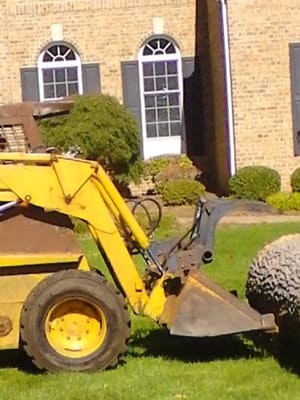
(160, 271, 276, 337)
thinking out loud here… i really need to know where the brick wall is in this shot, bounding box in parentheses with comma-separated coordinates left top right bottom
(227, 0, 300, 190)
(4, 0, 298, 192)
(0, 0, 196, 104)
(0, 1, 9, 104)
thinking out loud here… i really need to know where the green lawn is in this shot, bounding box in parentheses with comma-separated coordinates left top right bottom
(1, 222, 300, 400)
(203, 222, 300, 298)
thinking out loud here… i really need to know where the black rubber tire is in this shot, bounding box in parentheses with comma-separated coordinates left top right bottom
(246, 234, 300, 340)
(20, 269, 130, 372)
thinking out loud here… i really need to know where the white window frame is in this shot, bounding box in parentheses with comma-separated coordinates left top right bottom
(38, 43, 83, 101)
(138, 37, 183, 145)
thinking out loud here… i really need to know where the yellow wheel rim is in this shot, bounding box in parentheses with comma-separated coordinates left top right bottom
(45, 298, 107, 359)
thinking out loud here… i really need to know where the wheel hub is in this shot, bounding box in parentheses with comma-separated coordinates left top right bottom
(45, 298, 107, 358)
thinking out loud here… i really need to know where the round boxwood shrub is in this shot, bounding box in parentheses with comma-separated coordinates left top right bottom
(228, 166, 280, 201)
(39, 94, 143, 185)
(291, 168, 300, 192)
(266, 192, 300, 212)
(161, 178, 205, 206)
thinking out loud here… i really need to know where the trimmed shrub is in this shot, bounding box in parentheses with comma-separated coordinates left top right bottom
(143, 155, 200, 193)
(291, 168, 300, 192)
(228, 166, 280, 201)
(266, 192, 300, 212)
(161, 178, 205, 206)
(143, 156, 174, 179)
(39, 94, 143, 185)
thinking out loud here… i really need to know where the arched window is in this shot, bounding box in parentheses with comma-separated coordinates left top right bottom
(38, 43, 83, 100)
(138, 37, 183, 150)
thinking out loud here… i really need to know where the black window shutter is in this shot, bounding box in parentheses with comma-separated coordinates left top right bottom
(182, 56, 204, 156)
(20, 68, 40, 101)
(290, 44, 300, 156)
(82, 63, 101, 94)
(121, 61, 143, 156)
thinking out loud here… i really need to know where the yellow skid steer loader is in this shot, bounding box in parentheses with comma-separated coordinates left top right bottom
(0, 152, 284, 372)
(0, 101, 297, 372)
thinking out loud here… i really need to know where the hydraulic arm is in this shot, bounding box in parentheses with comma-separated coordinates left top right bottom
(0, 153, 152, 313)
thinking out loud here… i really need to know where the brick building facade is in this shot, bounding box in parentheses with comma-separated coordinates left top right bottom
(1, 0, 300, 192)
(226, 0, 300, 192)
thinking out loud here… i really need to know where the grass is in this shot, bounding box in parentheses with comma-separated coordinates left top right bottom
(203, 222, 300, 298)
(1, 221, 300, 399)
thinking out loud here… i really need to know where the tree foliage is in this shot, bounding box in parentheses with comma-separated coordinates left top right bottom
(39, 94, 143, 185)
